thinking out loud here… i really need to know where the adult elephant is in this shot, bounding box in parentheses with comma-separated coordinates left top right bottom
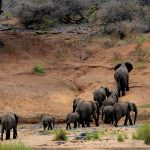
(93, 86, 111, 108)
(73, 98, 99, 127)
(1, 112, 18, 140)
(114, 62, 133, 97)
(102, 91, 118, 107)
(113, 102, 137, 127)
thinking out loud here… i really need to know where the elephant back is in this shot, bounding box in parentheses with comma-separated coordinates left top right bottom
(1, 113, 16, 130)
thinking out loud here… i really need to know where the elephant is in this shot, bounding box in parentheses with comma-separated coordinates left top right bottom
(0, 0, 3, 15)
(66, 112, 79, 130)
(93, 86, 111, 108)
(1, 112, 18, 140)
(102, 106, 114, 124)
(41, 115, 55, 130)
(102, 91, 118, 107)
(114, 62, 133, 97)
(113, 102, 137, 127)
(73, 98, 99, 127)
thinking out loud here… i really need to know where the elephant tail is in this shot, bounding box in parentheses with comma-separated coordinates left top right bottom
(132, 103, 137, 125)
(14, 114, 18, 126)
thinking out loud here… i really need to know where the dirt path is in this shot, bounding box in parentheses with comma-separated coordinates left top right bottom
(1, 124, 149, 149)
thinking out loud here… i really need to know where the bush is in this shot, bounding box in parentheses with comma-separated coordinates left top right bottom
(54, 129, 67, 141)
(135, 36, 150, 62)
(133, 124, 150, 145)
(100, 0, 140, 25)
(33, 65, 45, 74)
(117, 133, 124, 142)
(16, 1, 54, 29)
(86, 130, 104, 140)
(99, 0, 150, 36)
(0, 142, 31, 150)
(15, 0, 96, 28)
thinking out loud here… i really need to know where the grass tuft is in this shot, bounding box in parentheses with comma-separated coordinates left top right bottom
(0, 142, 31, 150)
(133, 124, 150, 145)
(33, 65, 45, 74)
(87, 130, 104, 140)
(117, 133, 124, 142)
(53, 129, 67, 141)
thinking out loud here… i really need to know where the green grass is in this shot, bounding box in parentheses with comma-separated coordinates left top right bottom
(111, 130, 128, 141)
(133, 124, 150, 145)
(86, 130, 104, 140)
(53, 129, 68, 141)
(140, 104, 150, 108)
(117, 133, 124, 142)
(0, 142, 31, 150)
(33, 65, 45, 74)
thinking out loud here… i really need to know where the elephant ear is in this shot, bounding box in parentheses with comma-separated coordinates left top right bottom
(125, 62, 133, 72)
(104, 87, 111, 97)
(114, 63, 122, 71)
(128, 102, 134, 111)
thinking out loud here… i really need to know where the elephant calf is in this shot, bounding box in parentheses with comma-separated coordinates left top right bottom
(102, 91, 118, 107)
(66, 112, 79, 130)
(42, 115, 55, 130)
(102, 106, 114, 124)
(1, 112, 18, 140)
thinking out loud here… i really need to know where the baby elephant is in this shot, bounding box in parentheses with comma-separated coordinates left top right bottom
(42, 115, 55, 130)
(1, 112, 18, 140)
(66, 112, 79, 130)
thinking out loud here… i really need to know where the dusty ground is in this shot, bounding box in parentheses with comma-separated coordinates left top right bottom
(0, 19, 150, 149)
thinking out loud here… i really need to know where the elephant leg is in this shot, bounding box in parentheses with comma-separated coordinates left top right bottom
(82, 121, 85, 128)
(129, 116, 133, 125)
(114, 113, 118, 127)
(1, 128, 4, 141)
(86, 117, 91, 127)
(13, 127, 17, 139)
(49, 122, 52, 130)
(69, 123, 71, 129)
(74, 121, 77, 128)
(6, 130, 10, 140)
(124, 114, 129, 126)
(93, 112, 99, 126)
(66, 123, 69, 130)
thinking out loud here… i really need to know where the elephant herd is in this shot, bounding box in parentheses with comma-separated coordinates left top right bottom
(66, 62, 137, 128)
(0, 62, 137, 140)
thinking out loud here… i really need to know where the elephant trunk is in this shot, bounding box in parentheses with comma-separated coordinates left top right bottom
(133, 103, 137, 125)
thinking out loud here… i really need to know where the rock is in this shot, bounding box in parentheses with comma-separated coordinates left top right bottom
(55, 141, 66, 145)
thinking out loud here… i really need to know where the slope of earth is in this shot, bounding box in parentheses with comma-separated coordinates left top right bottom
(0, 23, 150, 123)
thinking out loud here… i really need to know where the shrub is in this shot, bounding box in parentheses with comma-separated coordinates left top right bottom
(86, 130, 104, 140)
(54, 129, 67, 141)
(16, 1, 54, 29)
(133, 124, 150, 145)
(100, 0, 140, 25)
(2, 12, 13, 20)
(117, 133, 124, 142)
(0, 142, 31, 150)
(99, 0, 150, 36)
(135, 36, 150, 62)
(33, 65, 45, 74)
